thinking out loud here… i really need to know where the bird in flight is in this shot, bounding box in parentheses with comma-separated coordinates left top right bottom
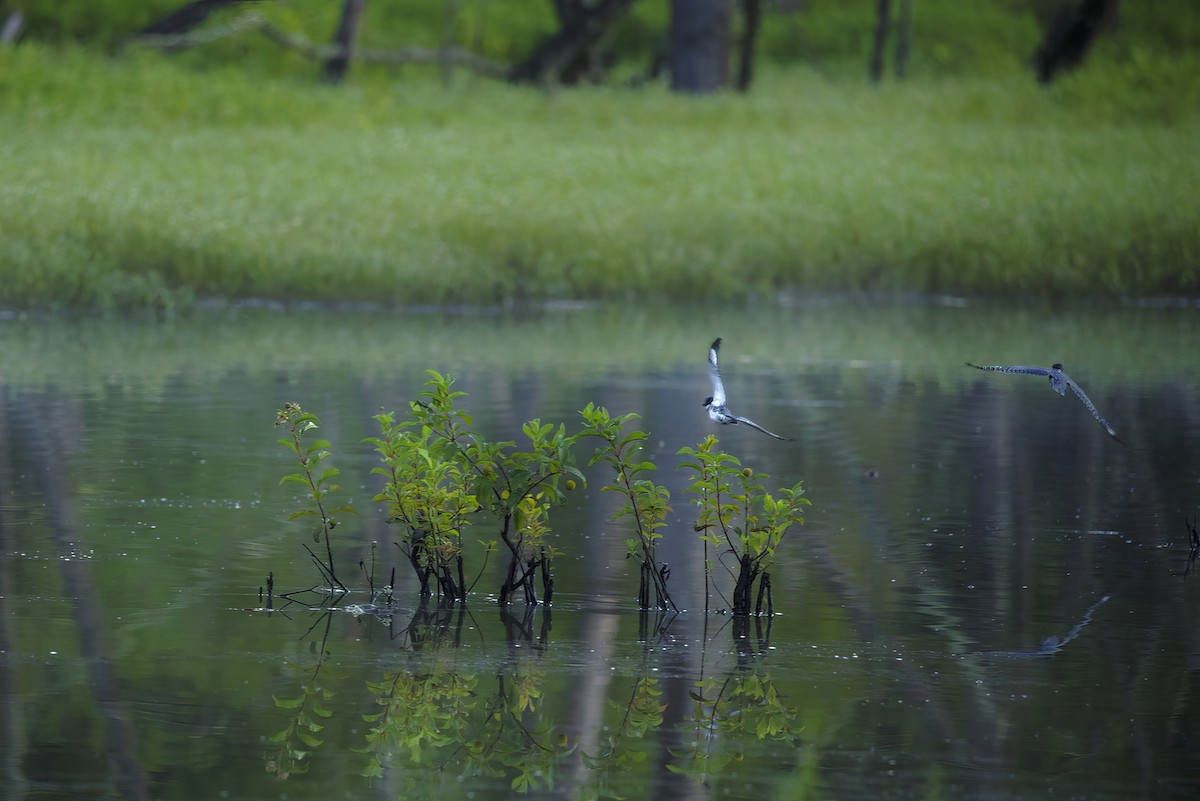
(965, 362, 1120, 441)
(703, 338, 790, 440)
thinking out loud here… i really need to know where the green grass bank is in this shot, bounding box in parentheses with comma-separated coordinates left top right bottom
(1, 45, 1198, 311)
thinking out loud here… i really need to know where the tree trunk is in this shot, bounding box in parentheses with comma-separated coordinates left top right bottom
(1034, 0, 1119, 84)
(551, 0, 596, 84)
(893, 0, 913, 78)
(670, 0, 734, 94)
(869, 0, 891, 83)
(734, 0, 761, 92)
(139, 0, 259, 36)
(509, 0, 635, 85)
(324, 0, 368, 83)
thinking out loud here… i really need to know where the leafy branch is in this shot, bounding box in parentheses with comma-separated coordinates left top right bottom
(580, 404, 675, 612)
(275, 403, 356, 593)
(678, 435, 810, 616)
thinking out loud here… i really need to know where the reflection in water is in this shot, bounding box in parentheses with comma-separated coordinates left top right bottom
(264, 595, 801, 800)
(1, 301, 1199, 800)
(1181, 516, 1199, 578)
(4, 391, 150, 801)
(983, 593, 1110, 659)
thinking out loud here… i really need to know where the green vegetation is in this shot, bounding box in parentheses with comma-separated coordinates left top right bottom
(358, 371, 582, 605)
(2, 2, 1198, 310)
(274, 372, 812, 615)
(579, 405, 674, 611)
(276, 403, 357, 593)
(679, 436, 810, 616)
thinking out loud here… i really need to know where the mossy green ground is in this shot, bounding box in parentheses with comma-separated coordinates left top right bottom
(1, 44, 1197, 311)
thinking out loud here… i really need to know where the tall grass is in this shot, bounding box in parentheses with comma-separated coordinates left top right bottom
(1, 45, 1197, 311)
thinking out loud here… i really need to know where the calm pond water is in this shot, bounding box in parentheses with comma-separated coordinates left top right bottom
(2, 299, 1199, 801)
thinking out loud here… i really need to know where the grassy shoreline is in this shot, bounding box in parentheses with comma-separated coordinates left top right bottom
(2, 46, 1198, 311)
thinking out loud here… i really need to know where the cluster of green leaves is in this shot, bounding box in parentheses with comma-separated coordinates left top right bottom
(372, 371, 583, 605)
(678, 435, 810, 616)
(275, 403, 357, 592)
(369, 405, 477, 603)
(579, 404, 675, 612)
(276, 380, 809, 617)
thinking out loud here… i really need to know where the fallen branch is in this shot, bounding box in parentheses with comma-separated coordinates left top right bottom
(134, 12, 508, 79)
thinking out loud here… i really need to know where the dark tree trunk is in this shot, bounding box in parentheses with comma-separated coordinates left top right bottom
(1034, 0, 1118, 84)
(324, 0, 368, 83)
(510, 0, 635, 85)
(735, 0, 761, 92)
(869, 0, 891, 83)
(893, 0, 913, 78)
(139, 0, 259, 36)
(551, 0, 596, 84)
(670, 0, 734, 93)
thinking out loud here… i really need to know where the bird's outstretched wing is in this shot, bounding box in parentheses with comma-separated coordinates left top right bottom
(707, 338, 726, 407)
(1064, 377, 1121, 441)
(733, 415, 791, 441)
(966, 362, 1052, 377)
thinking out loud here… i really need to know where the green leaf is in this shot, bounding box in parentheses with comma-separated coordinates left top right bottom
(295, 729, 324, 748)
(273, 695, 303, 709)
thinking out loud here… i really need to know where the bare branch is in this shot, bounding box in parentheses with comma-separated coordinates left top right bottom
(134, 12, 508, 79)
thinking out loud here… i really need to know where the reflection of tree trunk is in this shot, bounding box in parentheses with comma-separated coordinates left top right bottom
(14, 394, 151, 801)
(1034, 0, 1119, 84)
(324, 0, 368, 83)
(0, 398, 29, 800)
(869, 0, 891, 83)
(670, 0, 734, 93)
(140, 0, 260, 36)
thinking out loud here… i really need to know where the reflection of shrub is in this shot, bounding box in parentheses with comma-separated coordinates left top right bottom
(672, 669, 801, 784)
(581, 676, 666, 794)
(679, 435, 810, 616)
(361, 661, 571, 792)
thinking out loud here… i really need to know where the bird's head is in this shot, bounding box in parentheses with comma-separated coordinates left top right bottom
(1051, 363, 1064, 370)
(702, 396, 713, 407)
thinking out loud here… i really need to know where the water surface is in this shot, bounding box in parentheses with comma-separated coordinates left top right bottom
(2, 299, 1198, 801)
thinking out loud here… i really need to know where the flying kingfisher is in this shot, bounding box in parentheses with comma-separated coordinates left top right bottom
(966, 361, 1120, 441)
(703, 338, 790, 441)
